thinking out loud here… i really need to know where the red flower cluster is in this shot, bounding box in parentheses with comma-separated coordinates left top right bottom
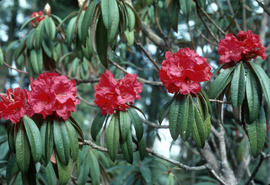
(28, 72, 80, 120)
(0, 88, 33, 124)
(30, 11, 45, 27)
(159, 48, 212, 95)
(94, 70, 142, 115)
(218, 30, 265, 64)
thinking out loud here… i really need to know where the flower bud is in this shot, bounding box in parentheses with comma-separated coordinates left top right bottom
(44, 3, 51, 16)
(78, 0, 89, 10)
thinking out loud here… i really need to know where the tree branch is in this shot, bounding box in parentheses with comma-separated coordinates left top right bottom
(255, 0, 270, 16)
(108, 59, 163, 86)
(244, 153, 266, 185)
(3, 62, 28, 74)
(142, 119, 169, 129)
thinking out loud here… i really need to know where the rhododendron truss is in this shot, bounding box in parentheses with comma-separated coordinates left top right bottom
(30, 11, 45, 27)
(94, 70, 142, 115)
(28, 72, 80, 120)
(218, 30, 265, 64)
(159, 48, 212, 95)
(0, 88, 33, 124)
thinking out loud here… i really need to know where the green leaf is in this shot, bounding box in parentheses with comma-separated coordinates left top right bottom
(36, 48, 43, 73)
(124, 30, 135, 46)
(40, 122, 53, 166)
(208, 67, 234, 99)
(53, 121, 70, 165)
(246, 70, 260, 122)
(8, 126, 15, 153)
(128, 108, 143, 141)
(126, 6, 135, 31)
(192, 105, 206, 147)
(77, 11, 85, 41)
(6, 154, 19, 182)
(138, 137, 147, 160)
(66, 17, 77, 45)
(71, 58, 79, 77)
(35, 20, 44, 48)
(77, 152, 90, 185)
(236, 138, 248, 163)
(169, 96, 188, 140)
(23, 116, 42, 162)
(119, 111, 131, 141)
(247, 107, 266, 157)
(81, 0, 98, 44)
(0, 46, 4, 66)
(30, 50, 40, 74)
(15, 126, 30, 172)
(91, 112, 106, 141)
(168, 0, 180, 32)
(45, 163, 57, 185)
(106, 115, 120, 161)
(182, 96, 194, 141)
(69, 116, 84, 140)
(66, 121, 79, 160)
(250, 62, 270, 110)
(96, 15, 108, 68)
(140, 166, 152, 184)
(230, 63, 245, 107)
(179, 0, 192, 15)
(158, 99, 174, 124)
(121, 132, 133, 163)
(88, 150, 101, 185)
(166, 173, 174, 185)
(101, 0, 120, 43)
(57, 157, 72, 185)
(45, 16, 56, 40)
(20, 16, 41, 30)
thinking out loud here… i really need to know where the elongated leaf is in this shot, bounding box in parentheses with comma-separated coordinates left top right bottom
(81, 0, 98, 44)
(230, 63, 245, 107)
(91, 112, 106, 141)
(77, 11, 85, 41)
(40, 122, 53, 166)
(181, 96, 194, 141)
(121, 132, 133, 163)
(106, 115, 120, 161)
(30, 50, 40, 74)
(35, 21, 44, 48)
(192, 105, 206, 147)
(45, 163, 57, 185)
(66, 17, 77, 45)
(169, 96, 188, 140)
(88, 150, 100, 185)
(0, 46, 3, 66)
(6, 154, 19, 182)
(250, 62, 270, 110)
(126, 6, 135, 31)
(77, 151, 90, 185)
(179, 0, 192, 15)
(140, 166, 152, 184)
(57, 157, 72, 185)
(101, 0, 119, 43)
(246, 70, 260, 122)
(15, 127, 30, 172)
(128, 108, 143, 141)
(96, 16, 108, 67)
(23, 116, 42, 162)
(168, 0, 180, 32)
(138, 137, 147, 160)
(119, 111, 131, 141)
(45, 16, 56, 40)
(66, 121, 79, 160)
(53, 121, 69, 165)
(208, 67, 234, 98)
(247, 108, 266, 157)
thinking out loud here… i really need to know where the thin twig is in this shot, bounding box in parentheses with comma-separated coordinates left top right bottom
(195, 2, 219, 42)
(195, 1, 226, 36)
(244, 153, 266, 185)
(142, 119, 169, 129)
(3, 62, 28, 74)
(209, 99, 230, 104)
(82, 139, 208, 171)
(255, 0, 270, 16)
(226, 0, 241, 31)
(75, 78, 100, 85)
(206, 166, 227, 185)
(135, 42, 161, 71)
(108, 59, 163, 86)
(77, 94, 96, 107)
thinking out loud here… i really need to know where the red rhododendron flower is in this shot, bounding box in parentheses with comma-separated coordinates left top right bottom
(217, 33, 243, 64)
(30, 11, 45, 27)
(28, 72, 80, 120)
(0, 88, 33, 124)
(94, 70, 142, 115)
(238, 30, 266, 61)
(218, 30, 265, 64)
(159, 48, 212, 95)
